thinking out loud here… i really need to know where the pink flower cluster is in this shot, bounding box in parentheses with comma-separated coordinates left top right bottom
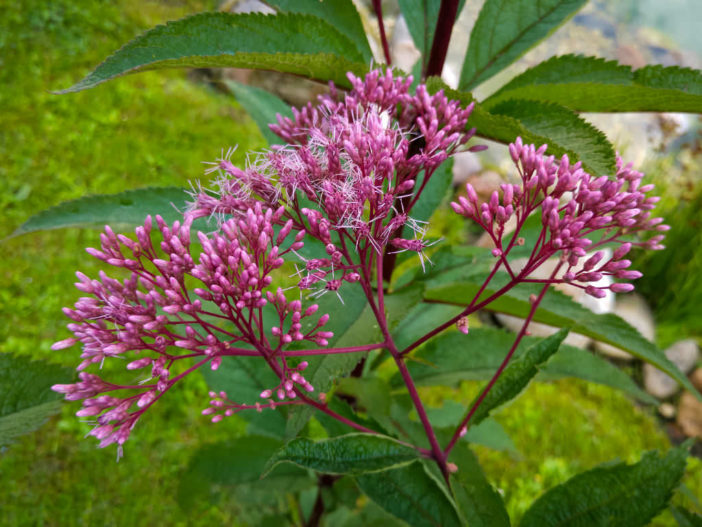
(52, 69, 480, 452)
(451, 137, 668, 297)
(52, 205, 330, 452)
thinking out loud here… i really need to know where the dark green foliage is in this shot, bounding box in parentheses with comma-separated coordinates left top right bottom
(10, 187, 189, 237)
(424, 273, 701, 398)
(450, 443, 511, 527)
(0, 354, 71, 446)
(459, 0, 588, 90)
(264, 433, 420, 476)
(399, 327, 655, 403)
(672, 506, 702, 527)
(485, 55, 702, 112)
(264, 0, 372, 61)
(178, 436, 314, 523)
(467, 329, 568, 425)
(397, 0, 467, 59)
(426, 79, 616, 175)
(356, 461, 462, 527)
(58, 12, 368, 93)
(520, 443, 691, 527)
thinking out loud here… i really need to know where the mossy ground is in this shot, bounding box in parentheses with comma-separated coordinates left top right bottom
(1, 1, 699, 525)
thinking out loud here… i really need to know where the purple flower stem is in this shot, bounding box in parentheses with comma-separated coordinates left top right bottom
(425, 0, 460, 78)
(374, 254, 450, 481)
(372, 0, 392, 65)
(443, 264, 560, 455)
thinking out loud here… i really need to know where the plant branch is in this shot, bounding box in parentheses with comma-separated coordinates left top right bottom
(372, 0, 392, 65)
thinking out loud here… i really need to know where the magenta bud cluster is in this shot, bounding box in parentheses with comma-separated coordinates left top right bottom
(451, 137, 667, 298)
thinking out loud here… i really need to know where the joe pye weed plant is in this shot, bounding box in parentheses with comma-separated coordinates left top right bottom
(7, 1, 702, 525)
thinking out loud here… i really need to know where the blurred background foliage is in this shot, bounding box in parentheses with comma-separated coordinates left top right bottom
(0, 0, 700, 525)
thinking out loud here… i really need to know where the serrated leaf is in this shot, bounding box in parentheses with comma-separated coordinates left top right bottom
(449, 443, 511, 527)
(485, 55, 702, 113)
(356, 460, 462, 527)
(177, 436, 313, 509)
(264, 433, 420, 476)
(0, 354, 71, 446)
(520, 444, 691, 527)
(426, 79, 615, 175)
(397, 328, 655, 403)
(468, 328, 568, 425)
(487, 99, 615, 175)
(265, 0, 372, 62)
(57, 12, 369, 93)
(223, 80, 291, 145)
(459, 0, 587, 90)
(10, 187, 189, 237)
(424, 274, 702, 400)
(397, 0, 467, 59)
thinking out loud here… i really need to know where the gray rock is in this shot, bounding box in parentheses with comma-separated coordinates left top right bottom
(644, 339, 700, 399)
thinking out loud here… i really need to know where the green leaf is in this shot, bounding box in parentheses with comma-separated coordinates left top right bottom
(520, 444, 691, 527)
(463, 418, 518, 454)
(424, 275, 702, 400)
(485, 55, 702, 113)
(398, 328, 655, 403)
(488, 99, 615, 175)
(10, 187, 189, 237)
(672, 507, 702, 527)
(223, 80, 291, 145)
(265, 0, 372, 62)
(177, 436, 313, 509)
(264, 433, 420, 476)
(397, 0, 467, 58)
(57, 12, 368, 93)
(426, 79, 615, 175)
(468, 328, 568, 425)
(356, 461, 463, 527)
(449, 443, 511, 527)
(0, 354, 71, 446)
(459, 0, 587, 90)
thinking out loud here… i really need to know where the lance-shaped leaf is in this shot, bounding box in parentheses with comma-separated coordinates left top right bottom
(396, 328, 656, 404)
(459, 0, 587, 90)
(485, 55, 702, 113)
(411, 157, 454, 224)
(424, 274, 702, 400)
(425, 79, 616, 175)
(223, 80, 292, 145)
(1, 354, 71, 447)
(467, 329, 568, 425)
(263, 433, 420, 476)
(10, 187, 189, 237)
(265, 0, 372, 62)
(520, 443, 692, 527)
(450, 443, 511, 527)
(356, 461, 463, 527)
(57, 12, 369, 93)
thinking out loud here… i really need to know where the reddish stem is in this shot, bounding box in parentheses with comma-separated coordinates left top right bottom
(424, 0, 460, 78)
(372, 0, 392, 65)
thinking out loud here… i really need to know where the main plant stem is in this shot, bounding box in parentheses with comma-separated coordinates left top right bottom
(424, 0, 460, 78)
(374, 253, 450, 481)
